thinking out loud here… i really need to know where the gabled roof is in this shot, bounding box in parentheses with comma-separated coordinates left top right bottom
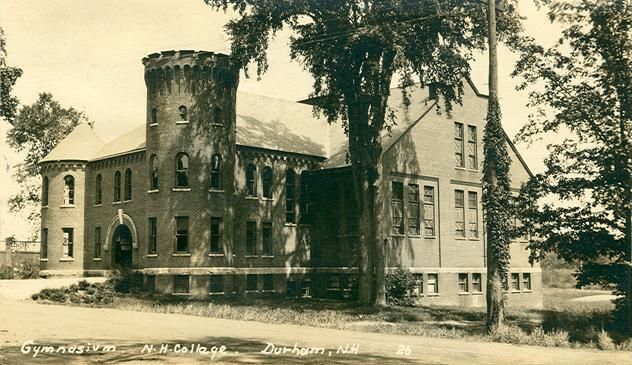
(91, 125, 145, 161)
(40, 123, 104, 163)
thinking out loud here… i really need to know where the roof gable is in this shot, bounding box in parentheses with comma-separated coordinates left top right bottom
(40, 123, 104, 163)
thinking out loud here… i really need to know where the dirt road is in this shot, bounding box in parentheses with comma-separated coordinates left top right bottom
(0, 292, 629, 365)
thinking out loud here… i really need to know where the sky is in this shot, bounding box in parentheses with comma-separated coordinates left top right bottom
(0, 0, 562, 239)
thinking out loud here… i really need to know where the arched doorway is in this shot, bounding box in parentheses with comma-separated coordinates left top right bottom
(112, 224, 133, 269)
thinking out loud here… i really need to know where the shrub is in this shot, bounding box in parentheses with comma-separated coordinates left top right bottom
(0, 265, 14, 279)
(31, 280, 115, 305)
(490, 325, 570, 347)
(107, 268, 145, 294)
(385, 267, 418, 306)
(596, 330, 615, 351)
(15, 260, 39, 279)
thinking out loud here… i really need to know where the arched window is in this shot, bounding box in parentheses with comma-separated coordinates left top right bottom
(175, 153, 189, 187)
(178, 105, 188, 121)
(95, 174, 102, 204)
(213, 107, 222, 125)
(151, 108, 158, 125)
(262, 166, 273, 199)
(64, 175, 75, 205)
(124, 168, 132, 200)
(42, 176, 49, 206)
(246, 163, 256, 197)
(150, 154, 158, 190)
(210, 154, 222, 189)
(114, 171, 121, 202)
(285, 169, 296, 223)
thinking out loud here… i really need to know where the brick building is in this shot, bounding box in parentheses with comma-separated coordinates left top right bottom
(39, 50, 542, 307)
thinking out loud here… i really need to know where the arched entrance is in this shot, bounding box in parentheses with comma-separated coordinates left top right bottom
(112, 224, 133, 269)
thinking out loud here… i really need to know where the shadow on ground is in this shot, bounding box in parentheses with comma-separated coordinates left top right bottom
(0, 336, 435, 365)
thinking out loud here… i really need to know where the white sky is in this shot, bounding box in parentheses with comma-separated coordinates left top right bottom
(0, 0, 562, 239)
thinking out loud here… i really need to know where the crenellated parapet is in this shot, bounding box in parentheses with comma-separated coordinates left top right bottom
(142, 50, 238, 97)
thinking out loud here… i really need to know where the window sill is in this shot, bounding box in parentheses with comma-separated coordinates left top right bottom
(209, 292, 225, 296)
(245, 255, 258, 258)
(172, 253, 191, 257)
(284, 223, 297, 227)
(245, 290, 259, 294)
(146, 254, 158, 258)
(455, 237, 467, 241)
(391, 233, 406, 238)
(59, 258, 74, 262)
(424, 236, 437, 239)
(426, 293, 440, 297)
(123, 199, 132, 203)
(60, 204, 75, 209)
(472, 291, 483, 295)
(261, 197, 273, 201)
(41, 205, 48, 209)
(175, 121, 189, 125)
(172, 187, 191, 192)
(208, 189, 225, 193)
(245, 196, 258, 200)
(522, 289, 532, 293)
(262, 289, 275, 293)
(112, 201, 122, 205)
(208, 253, 224, 257)
(261, 255, 274, 259)
(455, 167, 467, 171)
(93, 258, 102, 261)
(172, 292, 191, 296)
(211, 123, 224, 127)
(149, 123, 158, 127)
(510, 290, 521, 293)
(147, 189, 159, 194)
(458, 292, 470, 296)
(40, 258, 48, 262)
(94, 204, 103, 207)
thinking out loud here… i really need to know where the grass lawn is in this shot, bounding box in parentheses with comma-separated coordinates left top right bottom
(104, 287, 628, 350)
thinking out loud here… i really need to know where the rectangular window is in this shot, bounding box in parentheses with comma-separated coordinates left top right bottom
(173, 275, 189, 294)
(209, 275, 224, 294)
(412, 274, 423, 296)
(41, 228, 48, 259)
(407, 184, 420, 235)
(262, 222, 272, 256)
(328, 274, 340, 290)
(148, 217, 157, 254)
(472, 273, 482, 292)
(467, 125, 478, 169)
(94, 227, 101, 258)
(391, 181, 404, 234)
(210, 217, 222, 253)
(246, 274, 258, 292)
(301, 280, 311, 297)
(423, 186, 435, 236)
(455, 122, 465, 167)
(522, 273, 532, 291)
(175, 216, 189, 253)
(455, 190, 465, 237)
(427, 274, 439, 294)
(262, 274, 274, 291)
(458, 273, 469, 293)
(62, 228, 74, 258)
(245, 221, 257, 255)
(511, 273, 520, 291)
(146, 275, 156, 293)
(468, 192, 479, 238)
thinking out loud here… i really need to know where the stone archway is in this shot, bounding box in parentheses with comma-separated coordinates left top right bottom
(104, 210, 139, 269)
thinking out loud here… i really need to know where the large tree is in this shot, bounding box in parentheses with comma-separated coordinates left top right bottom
(7, 92, 90, 235)
(0, 27, 22, 123)
(205, 0, 523, 304)
(513, 0, 632, 334)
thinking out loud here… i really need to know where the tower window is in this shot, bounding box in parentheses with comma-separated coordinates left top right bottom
(150, 154, 158, 190)
(175, 153, 189, 187)
(210, 217, 222, 253)
(151, 108, 158, 125)
(124, 168, 132, 201)
(114, 171, 121, 202)
(148, 217, 157, 254)
(262, 222, 272, 256)
(95, 174, 102, 204)
(210, 154, 222, 189)
(41, 228, 48, 259)
(246, 163, 256, 197)
(63, 175, 75, 205)
(42, 176, 49, 206)
(245, 221, 256, 255)
(62, 227, 74, 258)
(94, 227, 102, 258)
(285, 169, 296, 223)
(178, 105, 188, 121)
(262, 166, 272, 199)
(213, 107, 222, 125)
(175, 216, 189, 253)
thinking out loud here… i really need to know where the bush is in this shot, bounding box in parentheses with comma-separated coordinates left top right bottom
(31, 280, 115, 306)
(0, 265, 14, 279)
(385, 267, 419, 306)
(490, 325, 570, 347)
(107, 268, 145, 294)
(15, 260, 39, 279)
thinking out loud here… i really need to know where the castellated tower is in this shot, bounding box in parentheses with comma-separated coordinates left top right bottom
(142, 50, 240, 286)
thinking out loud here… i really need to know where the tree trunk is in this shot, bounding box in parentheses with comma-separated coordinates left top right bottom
(484, 0, 511, 334)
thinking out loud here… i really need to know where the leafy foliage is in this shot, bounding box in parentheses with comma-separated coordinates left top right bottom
(6, 93, 90, 234)
(204, 0, 524, 304)
(385, 266, 418, 306)
(0, 27, 22, 124)
(513, 0, 632, 334)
